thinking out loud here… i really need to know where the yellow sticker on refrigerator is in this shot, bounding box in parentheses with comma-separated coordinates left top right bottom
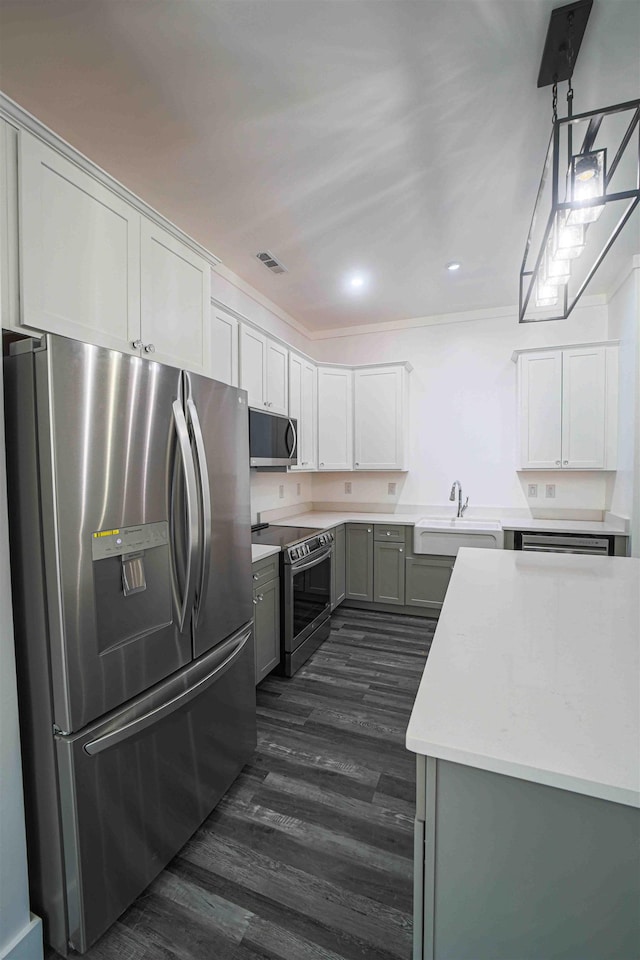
(93, 529, 120, 538)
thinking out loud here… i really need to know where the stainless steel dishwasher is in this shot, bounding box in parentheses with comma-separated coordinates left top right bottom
(513, 531, 616, 555)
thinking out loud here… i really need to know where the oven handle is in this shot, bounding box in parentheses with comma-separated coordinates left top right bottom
(290, 546, 332, 573)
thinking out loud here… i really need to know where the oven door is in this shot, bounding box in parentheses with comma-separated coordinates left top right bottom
(284, 546, 332, 653)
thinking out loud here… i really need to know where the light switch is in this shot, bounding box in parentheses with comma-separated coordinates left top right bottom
(344, 481, 352, 494)
(278, 484, 284, 499)
(545, 484, 556, 499)
(388, 482, 397, 495)
(528, 484, 538, 498)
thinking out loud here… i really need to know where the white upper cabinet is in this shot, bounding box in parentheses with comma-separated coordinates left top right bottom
(516, 343, 618, 470)
(15, 129, 212, 372)
(239, 325, 267, 408)
(239, 324, 288, 414)
(317, 367, 353, 471)
(266, 339, 289, 415)
(210, 306, 239, 386)
(289, 353, 317, 471)
(354, 365, 410, 471)
(140, 217, 210, 375)
(18, 128, 141, 355)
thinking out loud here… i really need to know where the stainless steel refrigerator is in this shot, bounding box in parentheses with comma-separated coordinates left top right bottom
(3, 334, 256, 956)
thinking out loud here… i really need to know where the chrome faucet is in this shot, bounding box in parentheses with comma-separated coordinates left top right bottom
(449, 480, 469, 518)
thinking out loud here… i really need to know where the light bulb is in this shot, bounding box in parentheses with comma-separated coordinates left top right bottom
(535, 278, 560, 308)
(543, 244, 571, 285)
(552, 213, 585, 261)
(568, 149, 606, 225)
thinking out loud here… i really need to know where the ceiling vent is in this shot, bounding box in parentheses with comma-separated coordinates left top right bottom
(256, 251, 287, 275)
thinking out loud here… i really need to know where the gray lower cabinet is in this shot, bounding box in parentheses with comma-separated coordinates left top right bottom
(332, 524, 346, 609)
(405, 555, 455, 612)
(373, 540, 405, 604)
(413, 755, 640, 960)
(252, 556, 280, 684)
(345, 523, 374, 601)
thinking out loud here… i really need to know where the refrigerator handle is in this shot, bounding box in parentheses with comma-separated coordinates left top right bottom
(186, 395, 212, 623)
(171, 399, 200, 632)
(83, 628, 251, 756)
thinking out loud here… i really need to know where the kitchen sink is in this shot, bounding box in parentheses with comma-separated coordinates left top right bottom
(413, 516, 504, 556)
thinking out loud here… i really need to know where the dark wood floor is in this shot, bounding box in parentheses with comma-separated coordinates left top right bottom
(46, 607, 435, 960)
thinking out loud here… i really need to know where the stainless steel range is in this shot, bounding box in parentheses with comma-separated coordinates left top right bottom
(251, 524, 334, 675)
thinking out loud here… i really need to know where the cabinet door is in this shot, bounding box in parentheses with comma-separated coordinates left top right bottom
(289, 353, 317, 471)
(345, 524, 373, 602)
(561, 348, 607, 469)
(239, 324, 267, 409)
(332, 524, 346, 610)
(253, 577, 280, 684)
(317, 367, 353, 470)
(405, 555, 454, 611)
(19, 129, 141, 354)
(518, 352, 563, 469)
(266, 339, 289, 415)
(374, 541, 405, 605)
(354, 366, 407, 470)
(210, 306, 238, 386)
(140, 218, 210, 373)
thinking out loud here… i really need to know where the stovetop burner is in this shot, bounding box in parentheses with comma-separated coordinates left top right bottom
(250, 524, 321, 549)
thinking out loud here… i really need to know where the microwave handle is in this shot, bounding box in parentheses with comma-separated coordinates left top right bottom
(287, 418, 297, 460)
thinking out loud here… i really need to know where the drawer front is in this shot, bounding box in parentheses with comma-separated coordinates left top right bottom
(251, 554, 280, 588)
(374, 524, 407, 543)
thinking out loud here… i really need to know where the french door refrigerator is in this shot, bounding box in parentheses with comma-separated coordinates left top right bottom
(3, 334, 256, 956)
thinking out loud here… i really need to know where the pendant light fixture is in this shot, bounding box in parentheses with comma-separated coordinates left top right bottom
(519, 0, 640, 323)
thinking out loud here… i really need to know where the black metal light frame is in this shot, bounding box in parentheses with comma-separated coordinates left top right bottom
(519, 0, 640, 323)
(519, 99, 640, 323)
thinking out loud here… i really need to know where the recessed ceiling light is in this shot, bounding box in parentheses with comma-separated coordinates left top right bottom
(346, 272, 369, 292)
(446, 261, 462, 272)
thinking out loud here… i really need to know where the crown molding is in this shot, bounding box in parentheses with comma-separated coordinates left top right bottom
(212, 263, 313, 342)
(0, 91, 221, 269)
(305, 294, 607, 341)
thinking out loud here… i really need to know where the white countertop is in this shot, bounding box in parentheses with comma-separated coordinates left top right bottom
(271, 511, 627, 536)
(405, 549, 640, 807)
(271, 511, 423, 529)
(251, 544, 281, 562)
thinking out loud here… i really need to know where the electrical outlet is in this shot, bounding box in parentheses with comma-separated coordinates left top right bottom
(388, 482, 397, 495)
(296, 482, 301, 496)
(344, 481, 352, 494)
(278, 484, 284, 499)
(545, 483, 556, 499)
(527, 483, 538, 498)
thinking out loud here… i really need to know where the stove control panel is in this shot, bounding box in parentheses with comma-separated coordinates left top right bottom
(287, 530, 334, 563)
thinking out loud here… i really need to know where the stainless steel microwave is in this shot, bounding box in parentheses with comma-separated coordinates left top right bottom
(249, 409, 298, 467)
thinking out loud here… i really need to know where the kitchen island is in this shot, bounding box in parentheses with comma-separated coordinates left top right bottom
(406, 548, 639, 960)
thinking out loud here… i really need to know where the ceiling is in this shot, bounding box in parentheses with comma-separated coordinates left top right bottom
(0, 0, 638, 333)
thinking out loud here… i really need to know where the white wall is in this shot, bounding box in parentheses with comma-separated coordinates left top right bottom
(310, 302, 610, 514)
(0, 363, 42, 960)
(250, 470, 313, 524)
(608, 260, 640, 555)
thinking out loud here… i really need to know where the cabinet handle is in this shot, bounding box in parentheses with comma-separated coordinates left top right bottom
(555, 460, 561, 465)
(563, 460, 568, 465)
(132, 339, 143, 350)
(367, 528, 372, 533)
(257, 594, 264, 602)
(355, 462, 360, 467)
(399, 548, 403, 553)
(252, 598, 258, 605)
(144, 343, 155, 354)
(320, 462, 324, 467)
(386, 531, 390, 536)
(252, 574, 259, 581)
(264, 401, 269, 407)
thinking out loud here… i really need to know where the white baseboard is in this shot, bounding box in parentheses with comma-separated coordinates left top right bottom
(1, 916, 43, 960)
